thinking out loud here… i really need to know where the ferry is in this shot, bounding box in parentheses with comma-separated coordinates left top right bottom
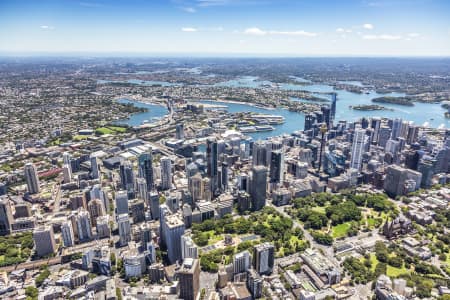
(251, 114, 285, 125)
(255, 125, 275, 132)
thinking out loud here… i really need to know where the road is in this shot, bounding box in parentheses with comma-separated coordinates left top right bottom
(0, 256, 61, 273)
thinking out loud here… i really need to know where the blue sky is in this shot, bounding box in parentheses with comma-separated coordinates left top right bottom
(0, 0, 449, 56)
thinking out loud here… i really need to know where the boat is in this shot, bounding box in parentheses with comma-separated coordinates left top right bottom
(254, 125, 275, 132)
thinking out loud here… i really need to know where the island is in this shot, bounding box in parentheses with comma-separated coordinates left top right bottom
(371, 96, 415, 106)
(349, 104, 393, 111)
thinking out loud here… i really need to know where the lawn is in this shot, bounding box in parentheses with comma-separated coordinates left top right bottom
(95, 127, 115, 135)
(332, 222, 351, 238)
(311, 206, 326, 214)
(108, 126, 127, 133)
(73, 135, 89, 141)
(366, 254, 410, 277)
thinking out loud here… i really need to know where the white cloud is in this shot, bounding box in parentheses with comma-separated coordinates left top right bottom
(40, 25, 54, 30)
(181, 27, 198, 32)
(363, 23, 374, 30)
(407, 33, 420, 38)
(244, 27, 317, 37)
(336, 28, 352, 33)
(363, 34, 402, 40)
(182, 7, 196, 13)
(244, 27, 267, 36)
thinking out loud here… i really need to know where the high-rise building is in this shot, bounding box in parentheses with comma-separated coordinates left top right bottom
(115, 190, 129, 215)
(162, 213, 185, 264)
(384, 165, 422, 197)
(96, 215, 111, 239)
(330, 92, 337, 125)
(252, 140, 268, 167)
(90, 155, 100, 180)
(370, 118, 381, 144)
(139, 150, 154, 190)
(221, 162, 229, 191)
(253, 242, 274, 275)
(88, 198, 105, 227)
(181, 234, 198, 260)
(0, 197, 13, 235)
(250, 166, 268, 211)
(149, 190, 160, 220)
(206, 138, 219, 194)
(62, 164, 72, 183)
(33, 226, 57, 257)
(130, 199, 146, 223)
(321, 105, 331, 129)
(61, 221, 75, 247)
(233, 250, 251, 274)
(24, 162, 40, 194)
(417, 159, 435, 188)
(118, 214, 131, 246)
(76, 209, 93, 242)
(136, 177, 148, 202)
(377, 126, 392, 148)
(160, 157, 172, 190)
(269, 150, 284, 185)
(139, 222, 152, 250)
(119, 160, 135, 198)
(247, 269, 263, 298)
(189, 173, 203, 203)
(304, 113, 317, 132)
(177, 258, 200, 300)
(391, 118, 403, 140)
(350, 128, 367, 171)
(176, 123, 185, 140)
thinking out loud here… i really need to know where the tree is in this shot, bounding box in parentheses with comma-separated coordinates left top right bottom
(25, 286, 39, 300)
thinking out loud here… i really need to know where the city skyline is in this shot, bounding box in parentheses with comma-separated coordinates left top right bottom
(1, 0, 450, 56)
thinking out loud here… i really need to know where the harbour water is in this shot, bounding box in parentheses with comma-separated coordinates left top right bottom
(115, 76, 449, 139)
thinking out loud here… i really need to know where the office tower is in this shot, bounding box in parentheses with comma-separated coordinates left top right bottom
(188, 173, 203, 203)
(176, 123, 185, 140)
(238, 173, 249, 192)
(384, 165, 422, 197)
(385, 139, 400, 156)
(321, 105, 331, 129)
(136, 177, 148, 202)
(206, 138, 219, 193)
(434, 147, 450, 174)
(247, 269, 263, 298)
(118, 214, 131, 247)
(269, 150, 284, 185)
(252, 140, 268, 167)
(89, 185, 108, 212)
(233, 250, 251, 274)
(350, 128, 367, 171)
(162, 213, 185, 264)
(237, 191, 251, 213)
(63, 152, 71, 165)
(202, 177, 212, 201)
(14, 202, 31, 218)
(139, 222, 152, 250)
(0, 197, 13, 235)
(177, 258, 200, 300)
(139, 150, 154, 190)
(115, 190, 129, 215)
(221, 162, 228, 191)
(377, 126, 391, 148)
(391, 118, 403, 140)
(33, 226, 57, 257)
(61, 221, 75, 247)
(250, 166, 268, 211)
(160, 157, 172, 190)
(87, 198, 105, 227)
(119, 160, 135, 198)
(77, 209, 93, 242)
(96, 215, 111, 239)
(318, 123, 328, 173)
(181, 234, 198, 260)
(90, 155, 100, 180)
(62, 164, 72, 183)
(149, 190, 160, 220)
(130, 199, 146, 223)
(400, 121, 409, 139)
(404, 150, 420, 170)
(407, 125, 419, 145)
(0, 182, 6, 196)
(253, 242, 275, 275)
(24, 162, 40, 194)
(370, 117, 381, 143)
(417, 159, 435, 188)
(304, 113, 317, 132)
(330, 92, 337, 125)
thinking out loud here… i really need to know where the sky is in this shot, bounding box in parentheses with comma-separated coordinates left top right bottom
(0, 0, 449, 56)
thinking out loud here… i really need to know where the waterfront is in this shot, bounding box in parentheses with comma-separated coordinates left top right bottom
(116, 76, 449, 137)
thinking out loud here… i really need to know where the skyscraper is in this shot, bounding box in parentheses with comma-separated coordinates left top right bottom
(176, 123, 185, 140)
(24, 162, 40, 194)
(162, 213, 185, 264)
(160, 157, 172, 190)
(330, 92, 337, 125)
(181, 234, 198, 260)
(139, 150, 154, 190)
(206, 138, 219, 193)
(119, 160, 135, 198)
(0, 197, 13, 235)
(304, 113, 317, 132)
(61, 221, 75, 247)
(250, 166, 268, 211)
(76, 209, 93, 242)
(350, 128, 367, 171)
(115, 190, 129, 215)
(391, 118, 403, 140)
(253, 242, 275, 275)
(177, 258, 200, 300)
(33, 226, 57, 257)
(118, 214, 131, 247)
(252, 140, 268, 167)
(233, 250, 251, 274)
(87, 198, 105, 227)
(90, 155, 100, 180)
(269, 150, 284, 185)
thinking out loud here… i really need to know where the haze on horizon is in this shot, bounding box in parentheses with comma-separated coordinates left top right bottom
(0, 0, 450, 57)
